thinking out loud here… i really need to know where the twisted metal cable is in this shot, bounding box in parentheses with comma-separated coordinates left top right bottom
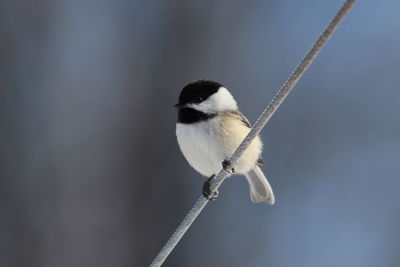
(150, 1, 356, 266)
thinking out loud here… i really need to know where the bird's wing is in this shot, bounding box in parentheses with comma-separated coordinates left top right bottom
(228, 110, 265, 166)
(257, 158, 265, 165)
(229, 110, 252, 128)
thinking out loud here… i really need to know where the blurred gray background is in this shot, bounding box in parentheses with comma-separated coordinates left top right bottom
(1, 0, 399, 266)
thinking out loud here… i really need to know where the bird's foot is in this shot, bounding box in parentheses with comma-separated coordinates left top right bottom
(222, 159, 235, 174)
(202, 175, 219, 201)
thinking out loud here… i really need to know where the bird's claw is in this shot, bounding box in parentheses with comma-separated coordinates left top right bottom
(222, 159, 235, 174)
(202, 175, 219, 201)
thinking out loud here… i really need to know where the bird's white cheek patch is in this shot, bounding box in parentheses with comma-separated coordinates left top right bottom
(187, 87, 237, 113)
(188, 100, 214, 114)
(213, 87, 237, 111)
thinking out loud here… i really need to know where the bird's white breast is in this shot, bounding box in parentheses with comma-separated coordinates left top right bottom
(176, 118, 224, 177)
(176, 114, 262, 178)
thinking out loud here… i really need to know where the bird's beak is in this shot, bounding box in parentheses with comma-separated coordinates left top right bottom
(174, 103, 185, 108)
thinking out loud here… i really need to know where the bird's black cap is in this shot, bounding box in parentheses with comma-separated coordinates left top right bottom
(175, 80, 222, 107)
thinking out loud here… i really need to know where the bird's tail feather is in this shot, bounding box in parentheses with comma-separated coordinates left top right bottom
(244, 166, 275, 204)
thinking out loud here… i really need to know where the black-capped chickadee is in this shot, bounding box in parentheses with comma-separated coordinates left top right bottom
(175, 80, 275, 204)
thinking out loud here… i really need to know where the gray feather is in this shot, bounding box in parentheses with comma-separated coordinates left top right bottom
(228, 110, 252, 128)
(244, 166, 275, 204)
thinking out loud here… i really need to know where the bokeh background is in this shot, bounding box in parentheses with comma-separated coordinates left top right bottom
(1, 0, 399, 266)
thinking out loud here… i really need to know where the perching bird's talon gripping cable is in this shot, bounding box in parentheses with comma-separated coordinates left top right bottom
(150, 1, 356, 266)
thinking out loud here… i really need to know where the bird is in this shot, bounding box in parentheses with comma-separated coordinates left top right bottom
(175, 80, 275, 204)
